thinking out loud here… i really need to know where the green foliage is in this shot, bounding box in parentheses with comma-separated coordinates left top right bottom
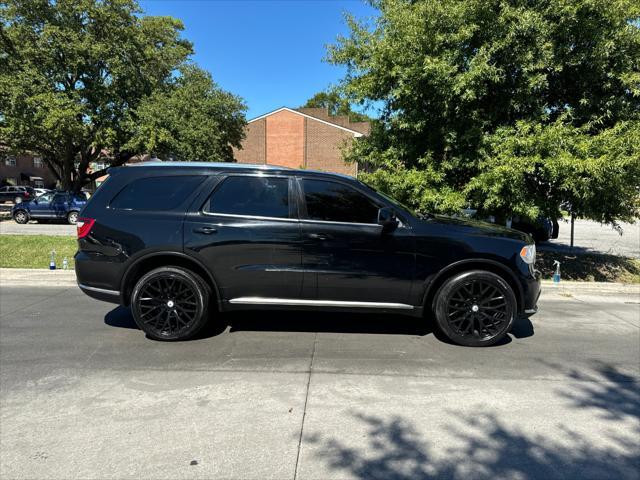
(0, 0, 246, 190)
(302, 89, 371, 123)
(126, 65, 246, 162)
(330, 0, 640, 224)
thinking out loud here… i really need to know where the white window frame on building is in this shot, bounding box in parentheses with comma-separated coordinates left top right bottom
(4, 155, 17, 167)
(33, 157, 44, 168)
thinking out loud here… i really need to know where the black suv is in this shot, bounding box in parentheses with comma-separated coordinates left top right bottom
(75, 162, 541, 347)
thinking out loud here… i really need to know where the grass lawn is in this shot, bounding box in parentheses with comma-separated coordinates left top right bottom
(0, 235, 78, 269)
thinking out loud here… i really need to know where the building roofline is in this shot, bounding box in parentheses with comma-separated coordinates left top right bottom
(247, 107, 364, 137)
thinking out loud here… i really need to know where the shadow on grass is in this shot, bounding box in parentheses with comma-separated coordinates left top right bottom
(306, 362, 639, 480)
(537, 249, 640, 283)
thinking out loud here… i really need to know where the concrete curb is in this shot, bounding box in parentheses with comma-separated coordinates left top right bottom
(1, 268, 639, 296)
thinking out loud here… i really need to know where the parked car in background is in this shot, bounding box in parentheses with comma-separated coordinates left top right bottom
(0, 185, 36, 204)
(12, 191, 87, 224)
(511, 216, 559, 242)
(34, 188, 53, 197)
(75, 162, 541, 347)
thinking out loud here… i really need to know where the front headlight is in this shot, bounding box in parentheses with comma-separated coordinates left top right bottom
(519, 244, 536, 264)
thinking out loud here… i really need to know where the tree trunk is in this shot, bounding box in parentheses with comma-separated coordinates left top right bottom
(61, 155, 74, 191)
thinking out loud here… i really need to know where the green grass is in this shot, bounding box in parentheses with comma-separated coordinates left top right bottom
(0, 235, 77, 269)
(537, 250, 640, 283)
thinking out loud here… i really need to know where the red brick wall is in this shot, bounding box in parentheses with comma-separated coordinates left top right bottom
(305, 120, 358, 176)
(265, 110, 304, 169)
(234, 118, 266, 164)
(233, 108, 367, 176)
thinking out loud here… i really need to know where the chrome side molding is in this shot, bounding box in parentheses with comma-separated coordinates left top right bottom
(228, 297, 414, 310)
(78, 283, 120, 296)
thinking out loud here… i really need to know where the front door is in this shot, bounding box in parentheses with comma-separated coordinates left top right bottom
(184, 174, 303, 302)
(28, 192, 55, 219)
(298, 177, 415, 305)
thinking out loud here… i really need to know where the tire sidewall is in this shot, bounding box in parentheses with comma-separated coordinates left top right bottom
(67, 211, 79, 224)
(14, 210, 28, 224)
(131, 267, 209, 341)
(434, 270, 517, 347)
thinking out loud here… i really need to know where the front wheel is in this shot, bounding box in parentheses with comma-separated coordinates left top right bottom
(13, 210, 29, 224)
(130, 266, 210, 341)
(433, 270, 517, 347)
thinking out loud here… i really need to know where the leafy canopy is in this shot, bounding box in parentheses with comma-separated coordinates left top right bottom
(329, 0, 640, 224)
(302, 89, 371, 123)
(0, 0, 246, 190)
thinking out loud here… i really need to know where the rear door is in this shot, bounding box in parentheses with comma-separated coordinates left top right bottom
(184, 174, 303, 302)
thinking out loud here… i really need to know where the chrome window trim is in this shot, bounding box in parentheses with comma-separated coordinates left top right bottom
(78, 283, 120, 296)
(201, 211, 298, 222)
(228, 297, 414, 310)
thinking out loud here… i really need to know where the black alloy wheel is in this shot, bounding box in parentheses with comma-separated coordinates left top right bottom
(434, 270, 516, 347)
(131, 266, 210, 341)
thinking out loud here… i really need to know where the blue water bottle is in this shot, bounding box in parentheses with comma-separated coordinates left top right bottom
(49, 249, 56, 270)
(553, 260, 561, 285)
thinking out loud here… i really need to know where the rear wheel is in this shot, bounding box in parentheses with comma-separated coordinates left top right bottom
(131, 266, 210, 341)
(434, 270, 516, 347)
(67, 211, 78, 224)
(13, 210, 28, 224)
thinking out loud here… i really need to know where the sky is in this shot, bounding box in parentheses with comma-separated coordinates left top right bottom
(140, 0, 378, 119)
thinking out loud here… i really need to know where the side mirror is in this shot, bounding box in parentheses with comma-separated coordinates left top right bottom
(377, 207, 399, 234)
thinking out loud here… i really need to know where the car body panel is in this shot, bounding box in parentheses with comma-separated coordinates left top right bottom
(75, 163, 541, 317)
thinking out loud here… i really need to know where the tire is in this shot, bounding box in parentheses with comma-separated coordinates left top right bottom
(130, 266, 210, 341)
(13, 210, 29, 224)
(433, 270, 517, 347)
(14, 196, 22, 204)
(67, 211, 79, 225)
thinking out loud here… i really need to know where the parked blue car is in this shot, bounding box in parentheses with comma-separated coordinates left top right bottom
(12, 191, 87, 224)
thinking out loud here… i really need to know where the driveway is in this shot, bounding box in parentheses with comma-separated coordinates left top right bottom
(1, 282, 638, 479)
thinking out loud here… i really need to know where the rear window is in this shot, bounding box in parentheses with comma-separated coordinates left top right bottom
(110, 176, 204, 211)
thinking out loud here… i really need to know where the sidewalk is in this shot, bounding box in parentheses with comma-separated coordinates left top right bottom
(1, 268, 638, 297)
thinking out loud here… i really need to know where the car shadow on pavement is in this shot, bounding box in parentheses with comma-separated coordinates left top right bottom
(104, 306, 534, 344)
(226, 310, 433, 336)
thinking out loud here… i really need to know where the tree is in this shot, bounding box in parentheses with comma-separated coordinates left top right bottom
(302, 90, 371, 123)
(0, 0, 246, 191)
(329, 0, 640, 223)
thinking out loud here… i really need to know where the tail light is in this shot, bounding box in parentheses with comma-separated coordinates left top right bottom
(77, 217, 95, 239)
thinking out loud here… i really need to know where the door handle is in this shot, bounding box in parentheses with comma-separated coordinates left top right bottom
(307, 233, 331, 241)
(193, 226, 218, 235)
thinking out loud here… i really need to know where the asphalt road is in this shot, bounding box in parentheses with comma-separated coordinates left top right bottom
(1, 284, 638, 479)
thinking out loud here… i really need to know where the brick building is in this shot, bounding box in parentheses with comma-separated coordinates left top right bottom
(233, 107, 370, 176)
(0, 151, 58, 189)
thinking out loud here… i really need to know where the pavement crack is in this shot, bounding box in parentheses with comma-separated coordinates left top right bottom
(293, 332, 317, 480)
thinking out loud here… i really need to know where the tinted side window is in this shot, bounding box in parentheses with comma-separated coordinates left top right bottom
(110, 176, 204, 211)
(302, 179, 379, 224)
(205, 176, 290, 219)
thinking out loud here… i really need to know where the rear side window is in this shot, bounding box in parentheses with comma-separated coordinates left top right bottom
(205, 176, 290, 219)
(110, 176, 204, 211)
(302, 179, 379, 224)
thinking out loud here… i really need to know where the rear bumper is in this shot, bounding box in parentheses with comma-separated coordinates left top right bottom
(75, 250, 123, 304)
(78, 283, 121, 304)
